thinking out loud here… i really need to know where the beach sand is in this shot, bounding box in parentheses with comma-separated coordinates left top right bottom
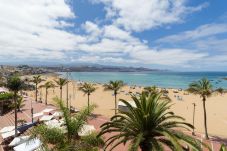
(26, 74, 227, 138)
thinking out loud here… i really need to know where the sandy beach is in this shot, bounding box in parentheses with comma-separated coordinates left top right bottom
(26, 74, 227, 139)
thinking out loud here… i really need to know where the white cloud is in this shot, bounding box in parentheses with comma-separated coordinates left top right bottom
(0, 0, 221, 70)
(92, 0, 208, 32)
(156, 23, 227, 43)
(0, 0, 85, 61)
(194, 37, 227, 52)
(78, 55, 138, 64)
(130, 48, 207, 65)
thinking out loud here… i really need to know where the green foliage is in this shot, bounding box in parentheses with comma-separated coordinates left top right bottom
(0, 92, 14, 100)
(32, 98, 100, 150)
(81, 132, 104, 147)
(6, 75, 24, 93)
(31, 124, 65, 150)
(54, 78, 68, 88)
(103, 80, 124, 115)
(187, 78, 222, 140)
(144, 85, 159, 94)
(10, 96, 25, 111)
(31, 75, 43, 85)
(78, 83, 96, 96)
(39, 81, 55, 89)
(220, 144, 227, 151)
(98, 92, 209, 151)
(103, 80, 124, 95)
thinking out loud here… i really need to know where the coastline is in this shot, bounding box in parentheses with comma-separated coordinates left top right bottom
(25, 73, 227, 138)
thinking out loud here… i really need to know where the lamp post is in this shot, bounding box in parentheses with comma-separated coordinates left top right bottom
(31, 99, 33, 123)
(66, 72, 69, 109)
(66, 71, 71, 109)
(192, 103, 196, 135)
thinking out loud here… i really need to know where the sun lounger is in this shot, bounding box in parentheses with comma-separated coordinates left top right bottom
(44, 119, 62, 128)
(78, 124, 96, 136)
(53, 111, 63, 117)
(33, 112, 43, 118)
(42, 108, 54, 113)
(40, 115, 54, 121)
(0, 126, 15, 133)
(1, 130, 20, 139)
(13, 138, 42, 151)
(9, 135, 30, 147)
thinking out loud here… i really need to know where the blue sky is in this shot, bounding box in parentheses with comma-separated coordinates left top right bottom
(0, 0, 227, 71)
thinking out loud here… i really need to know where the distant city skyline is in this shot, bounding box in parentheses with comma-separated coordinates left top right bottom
(0, 0, 227, 71)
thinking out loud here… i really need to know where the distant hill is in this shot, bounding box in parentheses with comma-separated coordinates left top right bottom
(44, 64, 159, 72)
(0, 63, 162, 72)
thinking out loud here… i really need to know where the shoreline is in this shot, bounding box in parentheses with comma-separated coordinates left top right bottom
(57, 71, 227, 89)
(24, 73, 227, 138)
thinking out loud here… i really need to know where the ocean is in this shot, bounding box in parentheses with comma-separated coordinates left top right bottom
(59, 71, 227, 89)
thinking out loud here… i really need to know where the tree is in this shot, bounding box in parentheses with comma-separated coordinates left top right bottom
(54, 78, 68, 100)
(6, 76, 24, 136)
(39, 81, 55, 105)
(78, 83, 96, 112)
(220, 144, 227, 151)
(98, 92, 210, 151)
(104, 80, 124, 115)
(10, 96, 25, 112)
(0, 75, 5, 87)
(0, 92, 14, 115)
(187, 78, 221, 140)
(144, 85, 159, 94)
(31, 98, 103, 150)
(30, 75, 42, 102)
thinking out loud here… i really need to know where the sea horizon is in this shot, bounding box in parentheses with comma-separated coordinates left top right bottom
(59, 71, 227, 89)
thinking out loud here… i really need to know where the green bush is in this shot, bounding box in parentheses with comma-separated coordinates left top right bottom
(81, 132, 104, 147)
(220, 144, 227, 151)
(0, 92, 14, 100)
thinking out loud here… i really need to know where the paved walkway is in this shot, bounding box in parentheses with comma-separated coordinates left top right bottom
(0, 96, 56, 150)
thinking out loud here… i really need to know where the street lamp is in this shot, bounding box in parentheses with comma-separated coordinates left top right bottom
(192, 103, 196, 135)
(31, 99, 33, 123)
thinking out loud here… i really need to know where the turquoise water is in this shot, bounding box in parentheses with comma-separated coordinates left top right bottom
(59, 72, 227, 89)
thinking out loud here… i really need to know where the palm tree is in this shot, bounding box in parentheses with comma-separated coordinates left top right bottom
(98, 92, 209, 151)
(220, 144, 227, 151)
(6, 76, 24, 136)
(39, 81, 55, 105)
(31, 98, 103, 150)
(144, 85, 159, 94)
(10, 96, 25, 112)
(104, 80, 124, 115)
(187, 78, 221, 140)
(54, 78, 68, 100)
(31, 75, 42, 102)
(78, 83, 96, 112)
(0, 75, 5, 87)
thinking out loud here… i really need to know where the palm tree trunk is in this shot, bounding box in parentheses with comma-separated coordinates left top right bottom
(35, 84, 38, 102)
(203, 97, 209, 139)
(45, 88, 48, 105)
(14, 91, 18, 136)
(60, 87, 62, 100)
(140, 142, 151, 151)
(114, 93, 117, 115)
(1, 100, 3, 115)
(66, 82, 68, 109)
(88, 94, 90, 113)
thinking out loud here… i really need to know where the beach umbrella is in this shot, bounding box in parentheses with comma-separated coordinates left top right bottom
(0, 126, 15, 133)
(9, 135, 30, 147)
(13, 138, 42, 151)
(78, 124, 95, 136)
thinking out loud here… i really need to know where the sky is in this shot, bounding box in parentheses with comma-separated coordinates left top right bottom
(0, 0, 227, 71)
